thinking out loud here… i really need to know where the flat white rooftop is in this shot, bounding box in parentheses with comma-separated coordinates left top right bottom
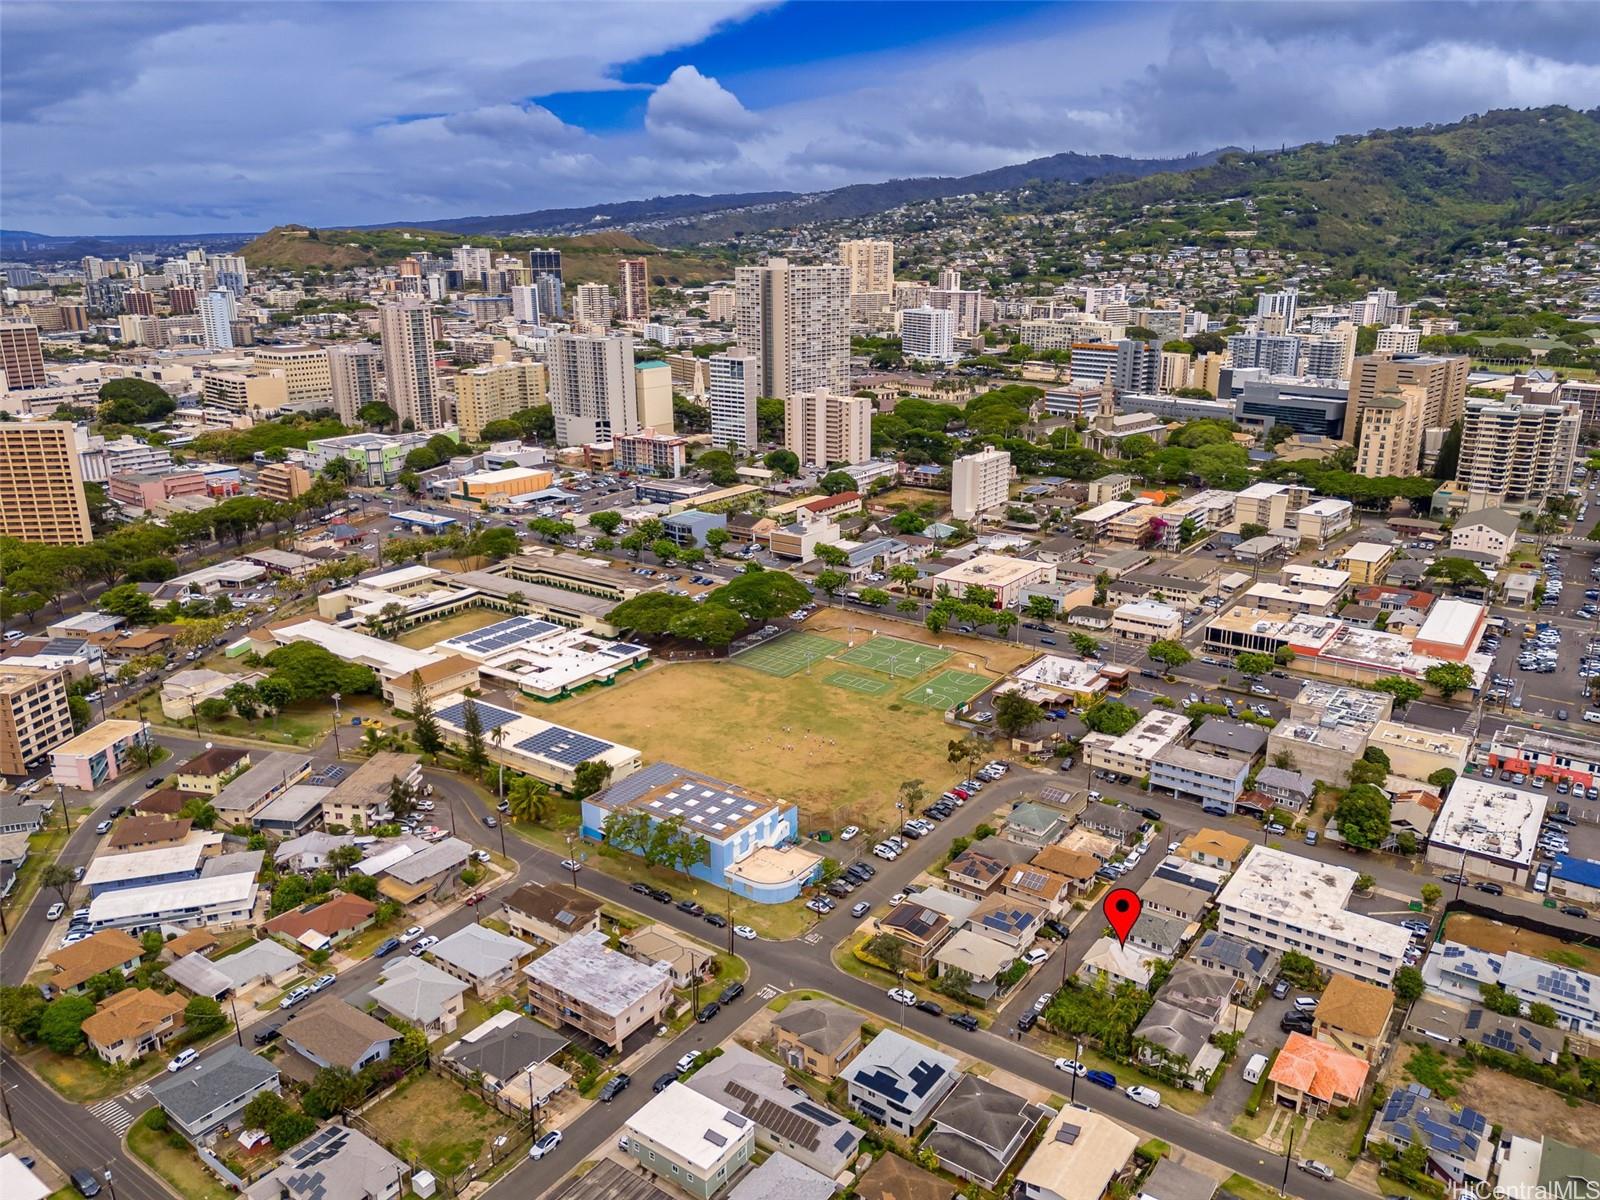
(361, 565, 442, 591)
(266, 619, 441, 677)
(82, 842, 208, 886)
(1414, 598, 1485, 650)
(1430, 777, 1543, 867)
(1216, 845, 1411, 959)
(88, 872, 257, 925)
(625, 1083, 750, 1171)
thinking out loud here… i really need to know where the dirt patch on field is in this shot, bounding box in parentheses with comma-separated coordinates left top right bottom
(1452, 1064, 1600, 1150)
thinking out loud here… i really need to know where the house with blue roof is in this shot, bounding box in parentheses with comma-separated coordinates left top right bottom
(582, 763, 820, 903)
(1548, 854, 1600, 907)
(840, 1029, 959, 1136)
(1367, 1083, 1494, 1185)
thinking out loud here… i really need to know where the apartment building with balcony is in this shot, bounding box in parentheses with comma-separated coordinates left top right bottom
(522, 929, 672, 1051)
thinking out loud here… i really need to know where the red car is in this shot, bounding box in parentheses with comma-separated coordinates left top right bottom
(463, 891, 488, 906)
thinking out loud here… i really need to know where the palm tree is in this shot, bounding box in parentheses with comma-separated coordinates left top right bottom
(506, 776, 553, 824)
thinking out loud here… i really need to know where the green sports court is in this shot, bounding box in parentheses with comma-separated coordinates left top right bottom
(903, 669, 992, 709)
(823, 669, 894, 696)
(732, 631, 839, 677)
(834, 635, 952, 679)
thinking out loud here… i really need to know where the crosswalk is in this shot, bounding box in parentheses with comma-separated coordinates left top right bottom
(89, 1098, 136, 1136)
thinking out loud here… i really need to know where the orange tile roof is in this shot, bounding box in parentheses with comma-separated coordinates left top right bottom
(1315, 975, 1393, 1038)
(47, 930, 144, 991)
(81, 987, 185, 1049)
(264, 893, 375, 940)
(1269, 1032, 1369, 1103)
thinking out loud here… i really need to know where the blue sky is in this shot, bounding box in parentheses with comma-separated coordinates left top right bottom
(3, 1, 1598, 234)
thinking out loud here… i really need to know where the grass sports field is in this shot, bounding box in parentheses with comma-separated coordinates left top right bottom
(836, 635, 952, 678)
(547, 627, 1001, 826)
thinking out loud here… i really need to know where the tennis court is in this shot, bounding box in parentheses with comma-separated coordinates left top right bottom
(903, 669, 992, 710)
(835, 635, 952, 679)
(733, 631, 839, 677)
(824, 669, 893, 696)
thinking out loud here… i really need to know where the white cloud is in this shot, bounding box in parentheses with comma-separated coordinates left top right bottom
(2, 1, 1596, 233)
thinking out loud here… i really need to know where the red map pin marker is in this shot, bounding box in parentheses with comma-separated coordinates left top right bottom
(1104, 888, 1142, 947)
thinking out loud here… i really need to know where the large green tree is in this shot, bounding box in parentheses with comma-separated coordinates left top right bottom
(1334, 784, 1392, 850)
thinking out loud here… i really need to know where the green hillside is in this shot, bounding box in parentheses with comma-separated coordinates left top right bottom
(1070, 106, 1600, 285)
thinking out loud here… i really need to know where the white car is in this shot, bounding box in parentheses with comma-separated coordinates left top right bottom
(1032, 993, 1053, 1013)
(732, 925, 757, 941)
(1125, 1084, 1162, 1109)
(559, 858, 582, 872)
(675, 1050, 703, 1073)
(1053, 1058, 1087, 1077)
(889, 893, 906, 906)
(45, 902, 64, 921)
(839, 825, 860, 841)
(1022, 947, 1049, 967)
(410, 935, 440, 956)
(401, 926, 424, 942)
(167, 1048, 199, 1072)
(527, 1130, 562, 1160)
(887, 987, 917, 1006)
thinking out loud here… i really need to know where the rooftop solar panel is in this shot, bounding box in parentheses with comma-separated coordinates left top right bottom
(515, 726, 611, 766)
(437, 700, 520, 733)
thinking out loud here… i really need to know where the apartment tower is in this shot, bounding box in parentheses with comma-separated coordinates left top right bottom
(0, 666, 75, 776)
(1455, 395, 1579, 506)
(1349, 353, 1469, 433)
(618, 258, 650, 322)
(456, 361, 548, 441)
(1353, 384, 1426, 479)
(198, 288, 236, 350)
(785, 392, 872, 468)
(547, 332, 637, 447)
(708, 352, 760, 452)
(733, 258, 849, 400)
(328, 343, 383, 425)
(839, 239, 894, 294)
(0, 319, 48, 390)
(951, 447, 1011, 521)
(0, 422, 94, 544)
(379, 298, 443, 429)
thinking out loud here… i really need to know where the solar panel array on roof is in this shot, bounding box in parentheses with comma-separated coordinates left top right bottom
(725, 1112, 749, 1128)
(447, 614, 561, 654)
(600, 642, 647, 657)
(309, 764, 348, 786)
(1055, 1123, 1081, 1145)
(516, 726, 612, 766)
(1039, 786, 1068, 805)
(437, 699, 520, 733)
(644, 778, 763, 836)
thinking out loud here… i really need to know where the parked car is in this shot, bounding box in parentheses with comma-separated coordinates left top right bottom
(887, 987, 917, 1006)
(1085, 1069, 1117, 1089)
(652, 1071, 679, 1094)
(851, 901, 871, 918)
(949, 1012, 979, 1030)
(696, 1001, 721, 1023)
(309, 973, 336, 993)
(45, 902, 64, 921)
(598, 1073, 631, 1102)
(1022, 947, 1049, 967)
(1125, 1085, 1161, 1109)
(675, 1050, 703, 1074)
(253, 1025, 281, 1046)
(167, 1048, 199, 1072)
(1053, 1058, 1087, 1077)
(1298, 1161, 1335, 1182)
(410, 935, 440, 956)
(718, 982, 744, 1005)
(733, 925, 757, 940)
(1016, 1010, 1038, 1033)
(704, 912, 728, 928)
(70, 1169, 102, 1197)
(279, 986, 312, 1009)
(528, 1130, 562, 1160)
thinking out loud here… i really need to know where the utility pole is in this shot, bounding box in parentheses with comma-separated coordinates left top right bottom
(1280, 1118, 1295, 1197)
(330, 692, 343, 757)
(230, 993, 244, 1047)
(57, 784, 71, 834)
(1069, 1039, 1082, 1105)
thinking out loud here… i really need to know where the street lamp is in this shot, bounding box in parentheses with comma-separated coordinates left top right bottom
(330, 692, 342, 757)
(102, 1166, 118, 1200)
(1069, 1039, 1082, 1106)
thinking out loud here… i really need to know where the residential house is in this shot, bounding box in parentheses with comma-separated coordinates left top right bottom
(501, 881, 601, 945)
(1003, 802, 1071, 848)
(1252, 767, 1316, 812)
(1002, 864, 1075, 918)
(279, 997, 401, 1072)
(925, 1075, 1049, 1189)
(106, 816, 192, 853)
(273, 832, 358, 875)
(440, 1010, 570, 1112)
(1422, 943, 1600, 1036)
(1314, 974, 1393, 1065)
(1188, 720, 1269, 766)
(264, 893, 375, 952)
(173, 746, 250, 795)
(933, 929, 1018, 994)
(621, 926, 717, 989)
(1462, 1007, 1561, 1063)
(0, 797, 49, 837)
(968, 894, 1047, 952)
(1160, 960, 1241, 1015)
(944, 846, 1009, 900)
(841, 1029, 960, 1136)
(1188, 931, 1277, 992)
(523, 929, 673, 1051)
(1132, 1000, 1224, 1089)
(81, 987, 187, 1065)
(1140, 1160, 1220, 1200)
(149, 1042, 280, 1142)
(1138, 877, 1211, 924)
(1029, 845, 1100, 895)
(426, 924, 533, 997)
(770, 999, 865, 1081)
(725, 1154, 835, 1200)
(684, 1044, 862, 1179)
(377, 837, 471, 904)
(369, 958, 469, 1035)
(1077, 937, 1161, 989)
(1176, 829, 1252, 873)
(43, 929, 144, 996)
(243, 1124, 407, 1200)
(1449, 508, 1521, 566)
(1079, 802, 1143, 844)
(1015, 1106, 1139, 1200)
(1269, 1032, 1370, 1114)
(623, 1083, 755, 1200)
(161, 929, 219, 961)
(877, 902, 953, 974)
(1367, 1083, 1494, 1186)
(1127, 910, 1192, 958)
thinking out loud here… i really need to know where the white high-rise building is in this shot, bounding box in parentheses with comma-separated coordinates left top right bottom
(1376, 325, 1421, 355)
(510, 285, 541, 323)
(733, 258, 849, 400)
(708, 352, 760, 453)
(574, 283, 615, 328)
(452, 245, 492, 283)
(840, 239, 894, 295)
(900, 306, 956, 364)
(328, 343, 383, 425)
(785, 392, 871, 468)
(379, 298, 442, 429)
(1456, 395, 1579, 506)
(929, 283, 982, 337)
(1083, 284, 1127, 318)
(548, 332, 637, 446)
(1255, 288, 1299, 327)
(950, 446, 1010, 521)
(198, 288, 235, 349)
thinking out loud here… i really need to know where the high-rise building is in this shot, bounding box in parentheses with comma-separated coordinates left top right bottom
(574, 282, 615, 327)
(379, 298, 443, 430)
(618, 258, 650, 322)
(1068, 339, 1160, 395)
(1300, 323, 1356, 381)
(839, 239, 894, 295)
(633, 360, 673, 432)
(894, 280, 931, 312)
(1349, 353, 1469, 435)
(527, 249, 563, 280)
(198, 288, 236, 350)
(1456, 395, 1579, 505)
(535, 273, 564, 321)
(0, 319, 48, 390)
(1351, 288, 1410, 328)
(614, 430, 689, 478)
(253, 344, 333, 407)
(708, 352, 759, 452)
(167, 285, 197, 316)
(122, 288, 156, 317)
(1354, 383, 1426, 478)
(456, 361, 548, 440)
(1082, 284, 1128, 318)
(328, 343, 383, 425)
(734, 258, 849, 401)
(0, 665, 75, 777)
(704, 288, 735, 324)
(1255, 288, 1299, 327)
(1376, 325, 1421, 354)
(1228, 333, 1301, 376)
(452, 245, 493, 284)
(257, 462, 313, 503)
(510, 285, 542, 324)
(785, 392, 872, 467)
(951, 447, 1010, 521)
(208, 254, 249, 296)
(81, 255, 109, 282)
(548, 332, 637, 446)
(928, 283, 982, 337)
(899, 306, 957, 365)
(0, 422, 94, 544)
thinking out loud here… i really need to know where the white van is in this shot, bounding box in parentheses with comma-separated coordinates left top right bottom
(1243, 1053, 1268, 1084)
(1585, 711, 1600, 725)
(1293, 996, 1319, 1011)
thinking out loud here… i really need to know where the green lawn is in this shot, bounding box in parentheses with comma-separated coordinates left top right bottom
(0, 826, 68, 946)
(27, 1044, 167, 1104)
(1031, 1031, 1213, 1116)
(127, 1109, 233, 1200)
